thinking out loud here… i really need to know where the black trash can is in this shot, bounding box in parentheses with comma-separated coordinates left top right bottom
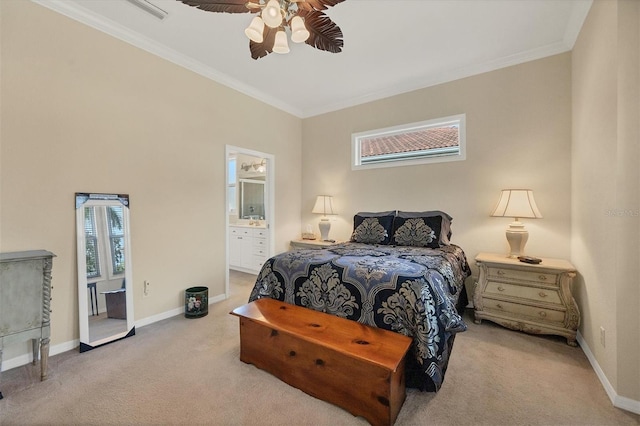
(185, 286, 208, 318)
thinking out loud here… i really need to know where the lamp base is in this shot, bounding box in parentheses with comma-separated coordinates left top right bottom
(318, 218, 331, 241)
(505, 222, 529, 258)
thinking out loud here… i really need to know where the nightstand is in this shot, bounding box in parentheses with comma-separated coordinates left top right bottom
(473, 252, 580, 346)
(290, 239, 339, 250)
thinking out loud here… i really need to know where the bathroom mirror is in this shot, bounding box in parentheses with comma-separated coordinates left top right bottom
(75, 193, 134, 352)
(239, 179, 265, 220)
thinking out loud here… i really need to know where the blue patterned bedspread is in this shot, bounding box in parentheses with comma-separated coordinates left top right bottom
(248, 242, 471, 391)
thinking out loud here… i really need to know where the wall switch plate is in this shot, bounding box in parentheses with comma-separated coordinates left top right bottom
(600, 326, 605, 347)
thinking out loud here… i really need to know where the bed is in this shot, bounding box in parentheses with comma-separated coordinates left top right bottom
(248, 210, 471, 392)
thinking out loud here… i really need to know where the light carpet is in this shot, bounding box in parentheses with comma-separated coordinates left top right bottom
(0, 271, 637, 425)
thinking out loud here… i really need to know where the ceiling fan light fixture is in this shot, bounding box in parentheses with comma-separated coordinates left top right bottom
(272, 28, 290, 54)
(178, 0, 345, 60)
(290, 15, 310, 43)
(245, 16, 265, 43)
(262, 0, 283, 28)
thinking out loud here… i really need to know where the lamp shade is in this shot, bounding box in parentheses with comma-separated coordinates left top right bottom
(244, 16, 264, 43)
(261, 0, 283, 28)
(290, 16, 310, 43)
(272, 29, 290, 54)
(491, 189, 542, 219)
(312, 195, 335, 216)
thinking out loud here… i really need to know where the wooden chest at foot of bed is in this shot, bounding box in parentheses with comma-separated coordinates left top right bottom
(231, 299, 412, 426)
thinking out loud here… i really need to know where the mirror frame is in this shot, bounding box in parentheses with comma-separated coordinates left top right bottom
(239, 178, 266, 220)
(75, 192, 135, 352)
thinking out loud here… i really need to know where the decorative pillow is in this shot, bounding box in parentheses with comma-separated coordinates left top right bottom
(391, 211, 453, 247)
(425, 211, 453, 243)
(350, 211, 395, 245)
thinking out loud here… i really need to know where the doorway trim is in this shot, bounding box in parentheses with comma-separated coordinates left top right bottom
(225, 145, 275, 299)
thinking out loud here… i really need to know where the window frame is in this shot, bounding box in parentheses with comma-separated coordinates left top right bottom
(107, 206, 126, 276)
(84, 205, 126, 281)
(351, 113, 466, 171)
(84, 206, 101, 279)
(228, 157, 237, 215)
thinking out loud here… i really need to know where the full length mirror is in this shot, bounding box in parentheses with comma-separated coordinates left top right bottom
(75, 193, 134, 352)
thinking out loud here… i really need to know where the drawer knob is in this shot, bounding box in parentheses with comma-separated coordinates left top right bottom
(497, 270, 505, 276)
(497, 286, 505, 292)
(539, 311, 547, 318)
(539, 291, 547, 298)
(539, 275, 547, 281)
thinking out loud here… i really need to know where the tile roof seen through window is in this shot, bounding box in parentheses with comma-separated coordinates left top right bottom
(361, 126, 459, 158)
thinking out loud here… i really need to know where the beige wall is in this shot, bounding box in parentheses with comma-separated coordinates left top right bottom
(3, 0, 638, 408)
(301, 53, 573, 291)
(572, 0, 640, 403)
(0, 1, 302, 360)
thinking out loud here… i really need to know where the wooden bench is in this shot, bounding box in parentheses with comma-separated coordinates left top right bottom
(230, 299, 412, 426)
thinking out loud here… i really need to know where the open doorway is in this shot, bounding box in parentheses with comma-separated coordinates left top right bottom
(225, 145, 275, 299)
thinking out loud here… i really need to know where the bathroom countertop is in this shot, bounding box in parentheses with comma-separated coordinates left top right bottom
(229, 223, 267, 229)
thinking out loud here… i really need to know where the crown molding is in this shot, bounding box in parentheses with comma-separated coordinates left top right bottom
(304, 40, 572, 118)
(563, 0, 593, 49)
(29, 0, 592, 119)
(30, 0, 304, 117)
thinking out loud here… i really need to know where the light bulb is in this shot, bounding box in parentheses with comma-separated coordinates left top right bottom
(244, 16, 264, 43)
(272, 29, 290, 54)
(262, 0, 282, 28)
(290, 15, 310, 43)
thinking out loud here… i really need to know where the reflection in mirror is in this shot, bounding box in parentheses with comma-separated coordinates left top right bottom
(239, 179, 265, 220)
(228, 153, 267, 223)
(76, 193, 134, 352)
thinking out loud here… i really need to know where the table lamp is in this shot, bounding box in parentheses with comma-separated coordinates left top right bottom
(491, 189, 542, 258)
(312, 195, 336, 241)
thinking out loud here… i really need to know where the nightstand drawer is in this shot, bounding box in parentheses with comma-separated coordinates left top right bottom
(487, 267, 557, 285)
(485, 281, 562, 305)
(483, 298, 565, 324)
(474, 253, 580, 346)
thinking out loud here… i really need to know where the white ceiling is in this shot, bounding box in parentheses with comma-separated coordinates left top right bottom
(33, 0, 592, 118)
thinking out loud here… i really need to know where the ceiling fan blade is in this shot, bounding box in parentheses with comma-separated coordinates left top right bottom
(300, 10, 344, 53)
(177, 0, 253, 14)
(296, 0, 346, 12)
(249, 26, 277, 60)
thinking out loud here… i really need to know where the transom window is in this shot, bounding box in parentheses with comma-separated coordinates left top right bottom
(352, 114, 466, 170)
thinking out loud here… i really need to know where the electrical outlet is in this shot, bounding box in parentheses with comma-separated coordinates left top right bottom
(143, 280, 150, 297)
(600, 326, 605, 347)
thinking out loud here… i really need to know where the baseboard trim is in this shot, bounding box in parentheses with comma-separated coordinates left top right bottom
(7, 294, 637, 417)
(1, 292, 228, 372)
(577, 331, 640, 415)
(0, 339, 79, 372)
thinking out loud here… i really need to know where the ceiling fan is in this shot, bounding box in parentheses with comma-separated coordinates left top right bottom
(177, 0, 345, 60)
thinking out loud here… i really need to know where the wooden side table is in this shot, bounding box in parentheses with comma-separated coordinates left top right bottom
(290, 239, 339, 250)
(473, 252, 580, 346)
